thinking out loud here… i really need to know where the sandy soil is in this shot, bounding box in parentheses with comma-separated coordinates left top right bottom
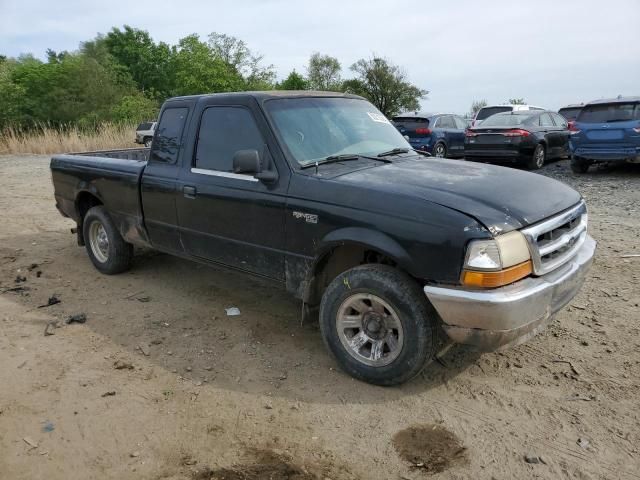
(0, 155, 638, 480)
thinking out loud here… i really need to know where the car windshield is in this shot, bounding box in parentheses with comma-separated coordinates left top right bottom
(265, 97, 410, 166)
(480, 113, 532, 127)
(578, 103, 640, 123)
(476, 106, 512, 120)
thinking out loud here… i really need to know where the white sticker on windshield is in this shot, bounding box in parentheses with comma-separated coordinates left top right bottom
(367, 112, 390, 124)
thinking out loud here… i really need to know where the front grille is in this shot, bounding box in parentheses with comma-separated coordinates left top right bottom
(522, 202, 588, 276)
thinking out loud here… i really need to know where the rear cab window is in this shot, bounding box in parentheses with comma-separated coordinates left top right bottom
(476, 106, 512, 121)
(558, 108, 582, 121)
(150, 107, 189, 164)
(578, 103, 640, 123)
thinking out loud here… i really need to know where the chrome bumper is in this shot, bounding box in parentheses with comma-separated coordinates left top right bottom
(424, 235, 596, 351)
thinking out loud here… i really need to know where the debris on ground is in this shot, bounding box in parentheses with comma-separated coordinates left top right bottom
(44, 321, 59, 336)
(138, 344, 150, 356)
(137, 295, 151, 303)
(524, 453, 545, 464)
(23, 437, 38, 449)
(130, 451, 140, 458)
(101, 391, 116, 397)
(42, 421, 54, 433)
(113, 360, 135, 370)
(65, 313, 87, 324)
(393, 424, 468, 474)
(15, 275, 27, 283)
(27, 263, 39, 271)
(577, 438, 590, 449)
(225, 307, 241, 316)
(37, 295, 61, 308)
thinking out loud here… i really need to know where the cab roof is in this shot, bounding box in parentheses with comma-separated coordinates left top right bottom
(585, 96, 640, 105)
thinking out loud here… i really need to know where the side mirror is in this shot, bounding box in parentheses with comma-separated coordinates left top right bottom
(233, 149, 261, 174)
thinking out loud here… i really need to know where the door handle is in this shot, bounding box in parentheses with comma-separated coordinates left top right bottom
(183, 185, 196, 198)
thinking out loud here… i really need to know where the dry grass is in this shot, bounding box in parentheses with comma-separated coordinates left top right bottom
(0, 123, 137, 155)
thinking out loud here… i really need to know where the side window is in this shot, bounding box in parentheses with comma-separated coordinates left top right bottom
(552, 114, 568, 128)
(195, 107, 265, 172)
(539, 113, 555, 127)
(150, 107, 188, 164)
(438, 116, 455, 128)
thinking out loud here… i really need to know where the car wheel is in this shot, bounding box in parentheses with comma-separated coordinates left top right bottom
(434, 143, 447, 158)
(144, 138, 153, 148)
(319, 264, 436, 386)
(83, 206, 133, 275)
(570, 156, 591, 174)
(526, 144, 546, 170)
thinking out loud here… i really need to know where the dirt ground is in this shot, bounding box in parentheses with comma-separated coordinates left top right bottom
(0, 154, 638, 480)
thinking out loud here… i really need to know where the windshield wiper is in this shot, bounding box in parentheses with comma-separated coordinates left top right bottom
(300, 154, 390, 169)
(377, 147, 411, 157)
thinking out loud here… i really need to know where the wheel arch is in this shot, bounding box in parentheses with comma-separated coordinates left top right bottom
(303, 227, 415, 305)
(75, 190, 104, 245)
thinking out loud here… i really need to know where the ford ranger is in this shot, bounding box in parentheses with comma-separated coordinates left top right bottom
(50, 91, 596, 385)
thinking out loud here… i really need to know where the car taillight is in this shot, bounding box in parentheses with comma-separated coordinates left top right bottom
(415, 128, 432, 135)
(502, 129, 531, 137)
(569, 122, 581, 135)
(465, 130, 478, 137)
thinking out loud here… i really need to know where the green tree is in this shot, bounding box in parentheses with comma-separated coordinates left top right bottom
(508, 98, 526, 105)
(0, 58, 27, 127)
(347, 56, 428, 118)
(110, 93, 159, 123)
(307, 53, 341, 90)
(207, 32, 275, 90)
(469, 99, 487, 117)
(102, 26, 174, 98)
(276, 70, 308, 90)
(171, 34, 243, 96)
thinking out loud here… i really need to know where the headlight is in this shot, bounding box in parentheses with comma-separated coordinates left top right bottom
(462, 231, 532, 288)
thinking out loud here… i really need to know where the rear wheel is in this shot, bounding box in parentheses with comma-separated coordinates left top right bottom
(570, 156, 591, 173)
(319, 264, 436, 386)
(526, 144, 546, 170)
(434, 142, 447, 158)
(83, 206, 133, 274)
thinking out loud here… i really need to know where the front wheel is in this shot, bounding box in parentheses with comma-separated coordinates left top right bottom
(526, 144, 546, 170)
(570, 156, 591, 173)
(83, 206, 133, 274)
(144, 138, 153, 148)
(319, 264, 436, 386)
(434, 143, 447, 158)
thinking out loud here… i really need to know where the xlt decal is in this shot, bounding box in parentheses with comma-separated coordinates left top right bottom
(292, 211, 318, 224)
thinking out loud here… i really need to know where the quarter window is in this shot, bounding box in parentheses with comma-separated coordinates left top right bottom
(539, 113, 555, 127)
(195, 107, 265, 172)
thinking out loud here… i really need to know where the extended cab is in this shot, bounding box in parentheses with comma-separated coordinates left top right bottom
(51, 91, 596, 385)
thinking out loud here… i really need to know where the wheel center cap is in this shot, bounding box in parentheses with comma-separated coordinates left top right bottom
(363, 313, 386, 339)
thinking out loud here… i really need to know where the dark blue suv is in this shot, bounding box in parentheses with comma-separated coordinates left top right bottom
(392, 113, 467, 158)
(570, 97, 640, 173)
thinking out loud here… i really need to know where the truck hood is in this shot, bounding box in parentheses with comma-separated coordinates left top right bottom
(335, 157, 581, 234)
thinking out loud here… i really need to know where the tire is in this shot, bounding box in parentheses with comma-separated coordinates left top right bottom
(82, 206, 133, 274)
(433, 142, 447, 158)
(526, 144, 546, 170)
(570, 156, 590, 173)
(144, 137, 153, 148)
(319, 264, 436, 386)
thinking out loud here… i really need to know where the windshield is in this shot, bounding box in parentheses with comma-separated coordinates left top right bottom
(265, 97, 410, 166)
(480, 113, 532, 127)
(577, 103, 640, 123)
(476, 106, 512, 121)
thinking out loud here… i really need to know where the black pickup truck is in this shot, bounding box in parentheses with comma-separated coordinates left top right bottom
(51, 91, 596, 385)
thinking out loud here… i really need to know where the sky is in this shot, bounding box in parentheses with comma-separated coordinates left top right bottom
(1, 0, 639, 114)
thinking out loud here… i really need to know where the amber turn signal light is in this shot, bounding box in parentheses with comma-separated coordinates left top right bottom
(462, 260, 533, 288)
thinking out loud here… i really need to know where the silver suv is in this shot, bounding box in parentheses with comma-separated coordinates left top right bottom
(135, 122, 156, 147)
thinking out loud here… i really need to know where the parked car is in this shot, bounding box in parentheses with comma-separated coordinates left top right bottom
(135, 121, 156, 147)
(472, 104, 545, 127)
(558, 104, 584, 123)
(391, 112, 467, 157)
(50, 91, 595, 386)
(465, 110, 570, 169)
(569, 97, 640, 173)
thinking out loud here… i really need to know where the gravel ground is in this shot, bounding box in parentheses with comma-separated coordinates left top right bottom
(0, 155, 638, 480)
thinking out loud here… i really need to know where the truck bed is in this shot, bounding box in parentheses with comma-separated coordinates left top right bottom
(50, 148, 150, 246)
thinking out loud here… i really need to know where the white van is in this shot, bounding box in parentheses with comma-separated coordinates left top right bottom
(472, 105, 545, 127)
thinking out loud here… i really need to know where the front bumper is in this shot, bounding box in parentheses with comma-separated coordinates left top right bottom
(424, 235, 596, 351)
